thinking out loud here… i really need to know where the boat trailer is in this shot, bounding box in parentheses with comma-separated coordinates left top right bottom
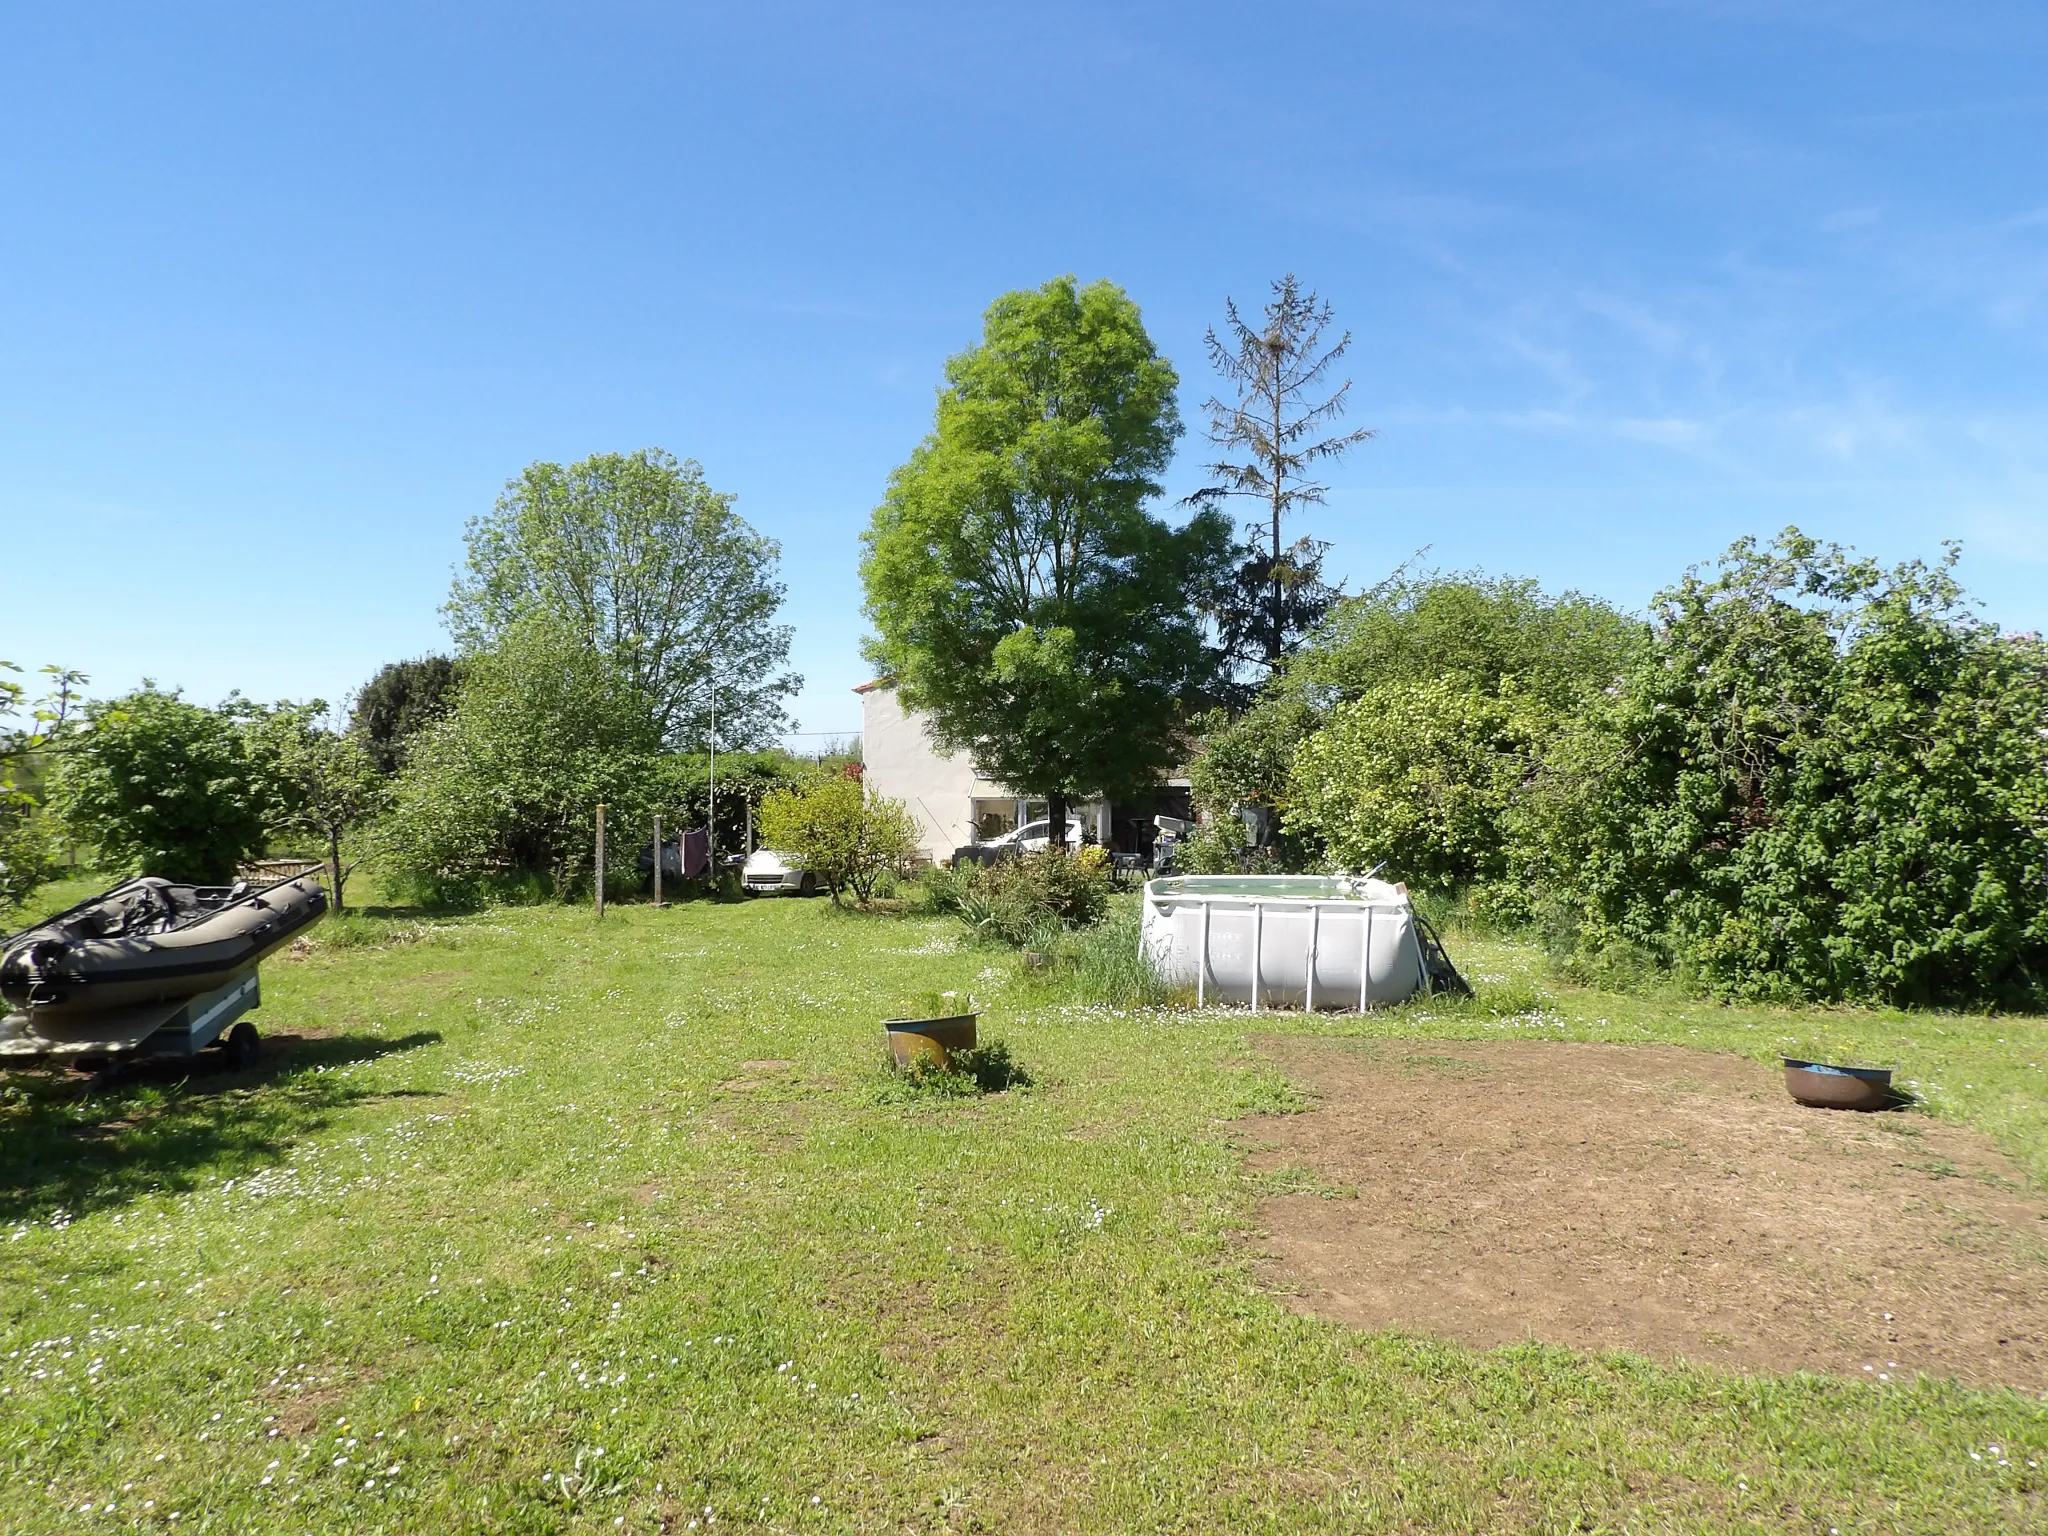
(0, 964, 265, 1071)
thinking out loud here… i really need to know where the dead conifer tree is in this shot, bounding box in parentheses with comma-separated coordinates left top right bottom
(1190, 275, 1375, 684)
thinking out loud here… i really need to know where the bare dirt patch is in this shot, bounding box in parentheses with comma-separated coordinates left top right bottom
(1246, 1037, 2048, 1391)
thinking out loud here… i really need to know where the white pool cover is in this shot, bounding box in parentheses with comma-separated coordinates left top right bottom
(1140, 875, 1427, 1009)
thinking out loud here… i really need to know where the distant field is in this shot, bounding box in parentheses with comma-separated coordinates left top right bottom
(2, 882, 2044, 1533)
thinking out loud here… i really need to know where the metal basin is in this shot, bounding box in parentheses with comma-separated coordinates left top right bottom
(884, 1013, 977, 1070)
(1783, 1057, 1897, 1111)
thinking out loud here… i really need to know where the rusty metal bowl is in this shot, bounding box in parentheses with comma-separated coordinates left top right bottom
(1782, 1057, 1897, 1111)
(884, 1013, 978, 1070)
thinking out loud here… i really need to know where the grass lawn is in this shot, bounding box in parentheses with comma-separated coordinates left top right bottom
(3, 880, 2045, 1533)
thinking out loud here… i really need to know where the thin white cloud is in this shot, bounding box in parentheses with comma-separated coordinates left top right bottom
(1783, 397, 1924, 462)
(1615, 416, 1715, 447)
(1574, 290, 1693, 356)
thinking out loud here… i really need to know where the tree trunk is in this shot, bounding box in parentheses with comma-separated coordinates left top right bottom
(327, 826, 345, 914)
(1047, 790, 1069, 853)
(1270, 347, 1286, 668)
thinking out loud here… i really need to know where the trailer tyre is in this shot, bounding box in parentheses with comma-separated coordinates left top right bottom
(225, 1021, 260, 1072)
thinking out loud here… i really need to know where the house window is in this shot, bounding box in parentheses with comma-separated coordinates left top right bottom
(972, 799, 1019, 841)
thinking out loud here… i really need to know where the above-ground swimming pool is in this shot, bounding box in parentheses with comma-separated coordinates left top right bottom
(1140, 874, 1429, 1009)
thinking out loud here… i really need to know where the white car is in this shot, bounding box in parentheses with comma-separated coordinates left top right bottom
(741, 847, 820, 896)
(1000, 816, 1086, 853)
(954, 816, 1087, 865)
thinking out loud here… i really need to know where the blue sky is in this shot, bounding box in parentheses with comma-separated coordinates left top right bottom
(4, 2, 2044, 742)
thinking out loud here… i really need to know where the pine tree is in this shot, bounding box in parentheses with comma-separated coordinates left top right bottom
(1190, 275, 1375, 686)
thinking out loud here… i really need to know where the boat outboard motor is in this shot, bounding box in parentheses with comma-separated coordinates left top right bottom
(0, 938, 72, 1011)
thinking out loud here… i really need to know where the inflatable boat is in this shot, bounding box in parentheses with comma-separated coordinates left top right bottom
(1, 874, 326, 1056)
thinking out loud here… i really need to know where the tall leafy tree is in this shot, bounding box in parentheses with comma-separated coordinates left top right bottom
(1190, 274, 1375, 685)
(446, 449, 799, 749)
(862, 276, 1231, 848)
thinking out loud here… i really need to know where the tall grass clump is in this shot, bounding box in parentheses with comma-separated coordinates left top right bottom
(924, 848, 1112, 947)
(1031, 896, 1168, 1008)
(1070, 904, 1166, 1006)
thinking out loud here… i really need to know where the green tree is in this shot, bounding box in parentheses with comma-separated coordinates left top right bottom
(755, 773, 917, 907)
(641, 749, 808, 869)
(246, 705, 386, 911)
(0, 664, 82, 912)
(380, 620, 673, 903)
(1284, 568, 1644, 711)
(350, 655, 465, 776)
(52, 687, 269, 883)
(447, 449, 798, 748)
(861, 276, 1232, 848)
(1187, 696, 1320, 819)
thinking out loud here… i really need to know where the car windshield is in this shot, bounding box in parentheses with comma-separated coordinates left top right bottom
(1015, 820, 1084, 841)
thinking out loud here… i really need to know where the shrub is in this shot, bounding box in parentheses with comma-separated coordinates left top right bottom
(1548, 531, 2048, 1010)
(1285, 678, 1552, 905)
(51, 688, 269, 883)
(971, 848, 1110, 945)
(915, 862, 972, 917)
(1283, 570, 1643, 711)
(876, 1038, 1030, 1100)
(756, 773, 917, 907)
(1189, 573, 1640, 876)
(1, 663, 77, 915)
(0, 796, 54, 914)
(1174, 817, 1254, 875)
(1187, 697, 1320, 827)
(378, 620, 671, 904)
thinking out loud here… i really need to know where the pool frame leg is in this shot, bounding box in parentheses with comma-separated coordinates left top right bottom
(1251, 903, 1263, 1012)
(1306, 903, 1319, 1012)
(1360, 905, 1373, 1012)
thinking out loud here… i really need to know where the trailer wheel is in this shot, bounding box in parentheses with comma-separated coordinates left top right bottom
(225, 1021, 260, 1072)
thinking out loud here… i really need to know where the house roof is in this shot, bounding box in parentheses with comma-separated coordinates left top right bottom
(851, 677, 894, 694)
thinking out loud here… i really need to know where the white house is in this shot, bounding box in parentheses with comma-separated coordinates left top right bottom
(855, 680, 1111, 864)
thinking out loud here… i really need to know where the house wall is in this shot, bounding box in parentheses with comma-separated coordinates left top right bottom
(857, 683, 991, 861)
(857, 680, 1115, 862)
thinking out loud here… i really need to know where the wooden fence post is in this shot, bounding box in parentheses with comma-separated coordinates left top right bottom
(595, 804, 607, 919)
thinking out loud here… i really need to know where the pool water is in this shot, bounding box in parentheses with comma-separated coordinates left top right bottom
(1144, 875, 1400, 903)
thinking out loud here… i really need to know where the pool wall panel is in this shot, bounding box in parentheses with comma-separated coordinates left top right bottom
(1141, 879, 1426, 1008)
